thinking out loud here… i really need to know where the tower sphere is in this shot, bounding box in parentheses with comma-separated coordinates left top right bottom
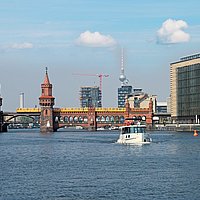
(119, 74, 126, 82)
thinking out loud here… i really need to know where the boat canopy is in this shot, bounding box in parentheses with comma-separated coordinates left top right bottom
(121, 126, 146, 134)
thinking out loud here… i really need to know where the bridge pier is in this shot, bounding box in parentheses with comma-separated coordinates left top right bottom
(1, 122, 8, 132)
(0, 96, 7, 132)
(0, 111, 4, 132)
(87, 107, 97, 131)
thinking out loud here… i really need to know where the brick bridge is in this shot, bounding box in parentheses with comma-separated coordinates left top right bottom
(15, 105, 153, 131)
(0, 69, 153, 133)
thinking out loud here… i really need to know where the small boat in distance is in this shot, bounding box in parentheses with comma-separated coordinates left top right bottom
(109, 126, 119, 130)
(117, 118, 152, 145)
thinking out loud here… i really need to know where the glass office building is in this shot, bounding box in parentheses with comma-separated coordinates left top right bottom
(170, 53, 200, 123)
(80, 86, 102, 108)
(118, 85, 132, 108)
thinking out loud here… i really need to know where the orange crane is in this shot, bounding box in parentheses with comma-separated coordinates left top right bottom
(72, 73, 109, 92)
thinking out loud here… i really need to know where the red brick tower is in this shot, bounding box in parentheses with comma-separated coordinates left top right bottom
(39, 68, 55, 133)
(125, 97, 130, 118)
(87, 107, 97, 131)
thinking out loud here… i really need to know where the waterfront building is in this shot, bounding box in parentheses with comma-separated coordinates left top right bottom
(80, 86, 102, 108)
(170, 53, 200, 123)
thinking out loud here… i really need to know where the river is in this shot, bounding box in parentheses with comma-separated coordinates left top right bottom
(0, 129, 200, 200)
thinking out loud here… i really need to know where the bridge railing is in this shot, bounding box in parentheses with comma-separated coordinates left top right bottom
(59, 107, 126, 112)
(16, 108, 41, 113)
(59, 108, 89, 112)
(16, 107, 148, 113)
(95, 108, 125, 112)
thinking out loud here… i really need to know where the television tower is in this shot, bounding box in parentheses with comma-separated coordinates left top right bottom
(119, 48, 129, 86)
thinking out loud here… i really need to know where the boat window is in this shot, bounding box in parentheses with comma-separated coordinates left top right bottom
(134, 127, 146, 133)
(125, 127, 129, 133)
(122, 127, 130, 134)
(130, 127, 135, 133)
(134, 127, 138, 133)
(141, 127, 145, 133)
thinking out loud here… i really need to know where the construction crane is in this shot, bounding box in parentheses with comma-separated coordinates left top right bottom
(72, 73, 109, 92)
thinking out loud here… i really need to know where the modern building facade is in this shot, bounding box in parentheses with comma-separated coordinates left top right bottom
(80, 86, 102, 108)
(170, 53, 200, 123)
(118, 85, 132, 108)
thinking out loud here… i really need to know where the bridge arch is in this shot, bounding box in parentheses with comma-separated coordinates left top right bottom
(105, 116, 110, 122)
(115, 116, 119, 123)
(96, 116, 100, 122)
(74, 116, 78, 123)
(5, 115, 36, 122)
(101, 116, 105, 122)
(83, 116, 88, 122)
(119, 116, 125, 123)
(110, 116, 114, 122)
(78, 116, 83, 123)
(64, 116, 68, 122)
(69, 116, 73, 122)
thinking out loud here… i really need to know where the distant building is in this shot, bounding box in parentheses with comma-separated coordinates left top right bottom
(156, 102, 167, 113)
(19, 92, 25, 108)
(127, 89, 157, 113)
(170, 53, 200, 123)
(118, 85, 132, 108)
(80, 86, 102, 108)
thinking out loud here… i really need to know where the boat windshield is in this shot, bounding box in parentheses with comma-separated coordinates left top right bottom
(121, 126, 145, 134)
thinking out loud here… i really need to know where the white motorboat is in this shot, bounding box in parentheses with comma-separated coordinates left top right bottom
(117, 119, 152, 145)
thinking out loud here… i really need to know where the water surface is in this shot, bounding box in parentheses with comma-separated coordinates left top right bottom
(0, 129, 200, 200)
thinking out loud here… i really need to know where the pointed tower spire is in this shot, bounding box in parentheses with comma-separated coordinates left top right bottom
(43, 67, 50, 85)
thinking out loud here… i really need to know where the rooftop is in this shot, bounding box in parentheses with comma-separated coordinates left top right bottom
(180, 53, 200, 61)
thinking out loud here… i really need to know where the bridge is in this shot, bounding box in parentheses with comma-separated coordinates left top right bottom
(0, 69, 153, 133)
(14, 106, 152, 130)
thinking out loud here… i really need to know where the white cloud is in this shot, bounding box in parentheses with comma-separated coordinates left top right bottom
(76, 31, 116, 47)
(157, 19, 190, 44)
(11, 42, 33, 49)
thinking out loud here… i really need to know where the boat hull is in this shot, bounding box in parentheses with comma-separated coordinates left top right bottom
(116, 133, 152, 145)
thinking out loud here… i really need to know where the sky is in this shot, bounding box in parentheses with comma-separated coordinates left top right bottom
(0, 0, 200, 111)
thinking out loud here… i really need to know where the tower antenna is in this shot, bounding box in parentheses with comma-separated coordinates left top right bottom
(119, 48, 129, 86)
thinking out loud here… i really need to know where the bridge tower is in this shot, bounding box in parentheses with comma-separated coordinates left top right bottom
(39, 68, 56, 133)
(87, 107, 97, 131)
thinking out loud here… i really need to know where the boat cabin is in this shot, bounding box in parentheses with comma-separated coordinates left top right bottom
(121, 126, 146, 134)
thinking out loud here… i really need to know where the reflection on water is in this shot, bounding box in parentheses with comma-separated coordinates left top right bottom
(0, 129, 200, 200)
